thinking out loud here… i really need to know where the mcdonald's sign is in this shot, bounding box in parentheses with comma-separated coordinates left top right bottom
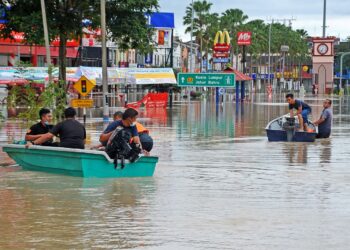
(213, 30, 231, 53)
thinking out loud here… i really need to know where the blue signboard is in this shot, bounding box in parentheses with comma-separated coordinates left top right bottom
(213, 58, 230, 63)
(146, 12, 175, 28)
(145, 53, 153, 64)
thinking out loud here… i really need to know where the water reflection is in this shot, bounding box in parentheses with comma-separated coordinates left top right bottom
(319, 139, 332, 164)
(0, 173, 157, 249)
(283, 142, 309, 164)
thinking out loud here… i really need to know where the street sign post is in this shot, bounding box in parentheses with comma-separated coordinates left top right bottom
(71, 99, 94, 108)
(73, 76, 95, 97)
(177, 73, 235, 88)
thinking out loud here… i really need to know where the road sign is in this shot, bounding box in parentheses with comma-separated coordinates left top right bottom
(213, 58, 230, 63)
(178, 73, 235, 88)
(71, 99, 94, 108)
(73, 76, 95, 97)
(218, 88, 225, 95)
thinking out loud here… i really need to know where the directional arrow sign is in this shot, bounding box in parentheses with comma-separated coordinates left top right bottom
(177, 73, 235, 88)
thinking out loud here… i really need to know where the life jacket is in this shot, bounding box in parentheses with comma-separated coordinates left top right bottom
(136, 122, 149, 134)
(105, 127, 141, 169)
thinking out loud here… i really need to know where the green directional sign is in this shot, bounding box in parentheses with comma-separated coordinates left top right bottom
(177, 73, 235, 87)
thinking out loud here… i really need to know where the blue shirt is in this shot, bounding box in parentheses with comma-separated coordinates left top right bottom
(318, 108, 332, 135)
(289, 99, 311, 111)
(103, 120, 138, 137)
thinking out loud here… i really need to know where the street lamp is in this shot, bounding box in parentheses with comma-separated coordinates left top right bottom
(101, 0, 109, 122)
(189, 0, 194, 73)
(40, 0, 51, 85)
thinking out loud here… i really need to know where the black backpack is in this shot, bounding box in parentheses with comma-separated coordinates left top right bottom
(105, 127, 141, 169)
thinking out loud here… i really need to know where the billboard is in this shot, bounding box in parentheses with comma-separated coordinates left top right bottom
(237, 32, 252, 46)
(146, 12, 175, 28)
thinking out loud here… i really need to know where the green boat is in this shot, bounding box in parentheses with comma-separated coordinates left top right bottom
(2, 144, 158, 178)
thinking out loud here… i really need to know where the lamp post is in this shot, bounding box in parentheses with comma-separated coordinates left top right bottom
(189, 0, 194, 72)
(322, 0, 327, 37)
(40, 0, 51, 85)
(268, 20, 272, 87)
(101, 0, 109, 122)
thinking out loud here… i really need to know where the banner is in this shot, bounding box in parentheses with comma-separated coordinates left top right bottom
(146, 12, 175, 28)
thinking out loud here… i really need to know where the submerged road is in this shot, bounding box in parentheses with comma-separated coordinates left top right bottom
(0, 94, 350, 249)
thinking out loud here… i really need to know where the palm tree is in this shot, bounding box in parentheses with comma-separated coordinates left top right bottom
(220, 9, 248, 38)
(183, 0, 213, 71)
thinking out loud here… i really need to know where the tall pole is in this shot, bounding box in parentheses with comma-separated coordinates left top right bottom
(189, 0, 194, 72)
(101, 0, 109, 122)
(40, 0, 51, 85)
(322, 0, 327, 37)
(268, 20, 272, 86)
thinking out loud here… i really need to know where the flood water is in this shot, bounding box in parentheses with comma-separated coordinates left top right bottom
(1, 94, 350, 249)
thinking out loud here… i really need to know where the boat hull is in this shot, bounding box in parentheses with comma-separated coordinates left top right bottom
(2, 145, 158, 178)
(265, 115, 317, 142)
(266, 129, 317, 142)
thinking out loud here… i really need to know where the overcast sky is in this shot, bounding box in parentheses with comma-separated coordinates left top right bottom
(159, 0, 349, 40)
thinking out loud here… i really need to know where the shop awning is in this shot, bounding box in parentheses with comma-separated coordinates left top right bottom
(223, 67, 252, 81)
(117, 68, 177, 85)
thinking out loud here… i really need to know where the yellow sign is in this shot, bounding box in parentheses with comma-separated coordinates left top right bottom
(213, 30, 231, 45)
(71, 99, 94, 108)
(73, 76, 95, 96)
(303, 66, 309, 72)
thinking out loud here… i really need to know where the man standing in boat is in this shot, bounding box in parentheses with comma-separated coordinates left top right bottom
(25, 108, 57, 147)
(26, 107, 86, 149)
(286, 93, 312, 131)
(313, 99, 333, 138)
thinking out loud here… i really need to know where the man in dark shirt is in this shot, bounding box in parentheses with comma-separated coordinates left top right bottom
(25, 108, 57, 146)
(99, 108, 141, 146)
(286, 93, 312, 131)
(313, 99, 333, 138)
(26, 107, 86, 149)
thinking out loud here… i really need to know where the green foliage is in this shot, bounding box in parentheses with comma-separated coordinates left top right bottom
(18, 85, 40, 122)
(1, 0, 159, 81)
(183, 2, 310, 65)
(6, 86, 21, 109)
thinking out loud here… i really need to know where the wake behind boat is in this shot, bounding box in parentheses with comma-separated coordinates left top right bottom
(2, 144, 158, 178)
(266, 115, 317, 142)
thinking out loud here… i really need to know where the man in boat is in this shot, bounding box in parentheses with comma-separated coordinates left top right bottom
(114, 111, 153, 153)
(26, 107, 86, 149)
(100, 108, 143, 162)
(313, 99, 333, 138)
(100, 108, 141, 146)
(100, 109, 153, 154)
(286, 93, 312, 131)
(25, 108, 58, 147)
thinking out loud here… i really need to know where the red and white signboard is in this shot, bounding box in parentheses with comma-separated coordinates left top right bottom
(237, 32, 252, 46)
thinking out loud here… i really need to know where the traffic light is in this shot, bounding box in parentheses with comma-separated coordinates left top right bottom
(81, 80, 87, 93)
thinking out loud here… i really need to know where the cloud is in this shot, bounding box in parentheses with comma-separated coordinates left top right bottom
(159, 0, 350, 40)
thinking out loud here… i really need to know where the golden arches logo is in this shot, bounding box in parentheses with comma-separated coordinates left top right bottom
(214, 30, 231, 45)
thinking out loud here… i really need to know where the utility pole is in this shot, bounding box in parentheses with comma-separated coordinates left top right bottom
(101, 0, 109, 122)
(322, 0, 327, 37)
(268, 20, 273, 87)
(40, 0, 51, 85)
(189, 0, 194, 72)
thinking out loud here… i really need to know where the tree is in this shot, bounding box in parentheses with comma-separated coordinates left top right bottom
(0, 0, 158, 83)
(183, 0, 213, 70)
